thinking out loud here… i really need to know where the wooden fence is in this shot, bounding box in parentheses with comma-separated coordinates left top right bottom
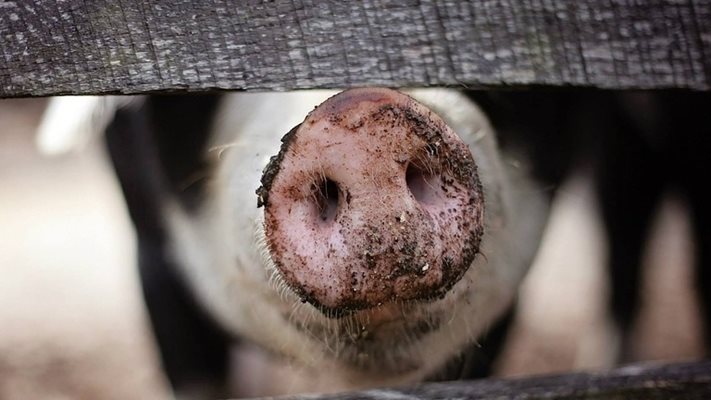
(1, 0, 710, 97)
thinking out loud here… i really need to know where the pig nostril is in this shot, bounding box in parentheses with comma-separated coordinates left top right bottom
(406, 163, 439, 205)
(313, 178, 340, 223)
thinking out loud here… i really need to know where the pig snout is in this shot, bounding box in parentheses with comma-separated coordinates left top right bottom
(257, 88, 485, 315)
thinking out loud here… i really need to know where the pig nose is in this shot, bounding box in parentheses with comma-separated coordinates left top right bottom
(257, 88, 485, 316)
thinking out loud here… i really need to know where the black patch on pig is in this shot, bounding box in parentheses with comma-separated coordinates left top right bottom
(146, 94, 222, 210)
(465, 89, 585, 189)
(105, 99, 232, 396)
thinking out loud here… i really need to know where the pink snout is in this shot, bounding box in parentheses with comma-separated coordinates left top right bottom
(257, 88, 484, 315)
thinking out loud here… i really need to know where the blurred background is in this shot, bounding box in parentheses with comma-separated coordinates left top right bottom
(0, 98, 705, 399)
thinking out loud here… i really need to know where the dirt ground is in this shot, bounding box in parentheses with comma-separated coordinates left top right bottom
(0, 98, 705, 399)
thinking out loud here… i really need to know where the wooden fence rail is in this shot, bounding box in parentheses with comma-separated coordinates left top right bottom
(2, 0, 710, 98)
(255, 360, 711, 400)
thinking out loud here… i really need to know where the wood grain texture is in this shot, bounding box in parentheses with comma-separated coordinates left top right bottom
(1, 0, 710, 97)
(253, 361, 711, 400)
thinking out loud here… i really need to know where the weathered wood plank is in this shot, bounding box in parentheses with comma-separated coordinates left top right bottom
(1, 0, 710, 98)
(253, 360, 711, 400)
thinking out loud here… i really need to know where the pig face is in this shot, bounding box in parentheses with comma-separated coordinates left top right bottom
(163, 88, 549, 388)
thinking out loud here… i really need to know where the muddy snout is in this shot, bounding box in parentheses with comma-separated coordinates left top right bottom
(257, 88, 485, 315)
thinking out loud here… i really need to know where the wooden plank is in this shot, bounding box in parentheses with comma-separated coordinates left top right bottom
(1, 0, 710, 98)
(253, 360, 711, 400)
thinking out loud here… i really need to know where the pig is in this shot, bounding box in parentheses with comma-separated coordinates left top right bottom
(38, 88, 551, 398)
